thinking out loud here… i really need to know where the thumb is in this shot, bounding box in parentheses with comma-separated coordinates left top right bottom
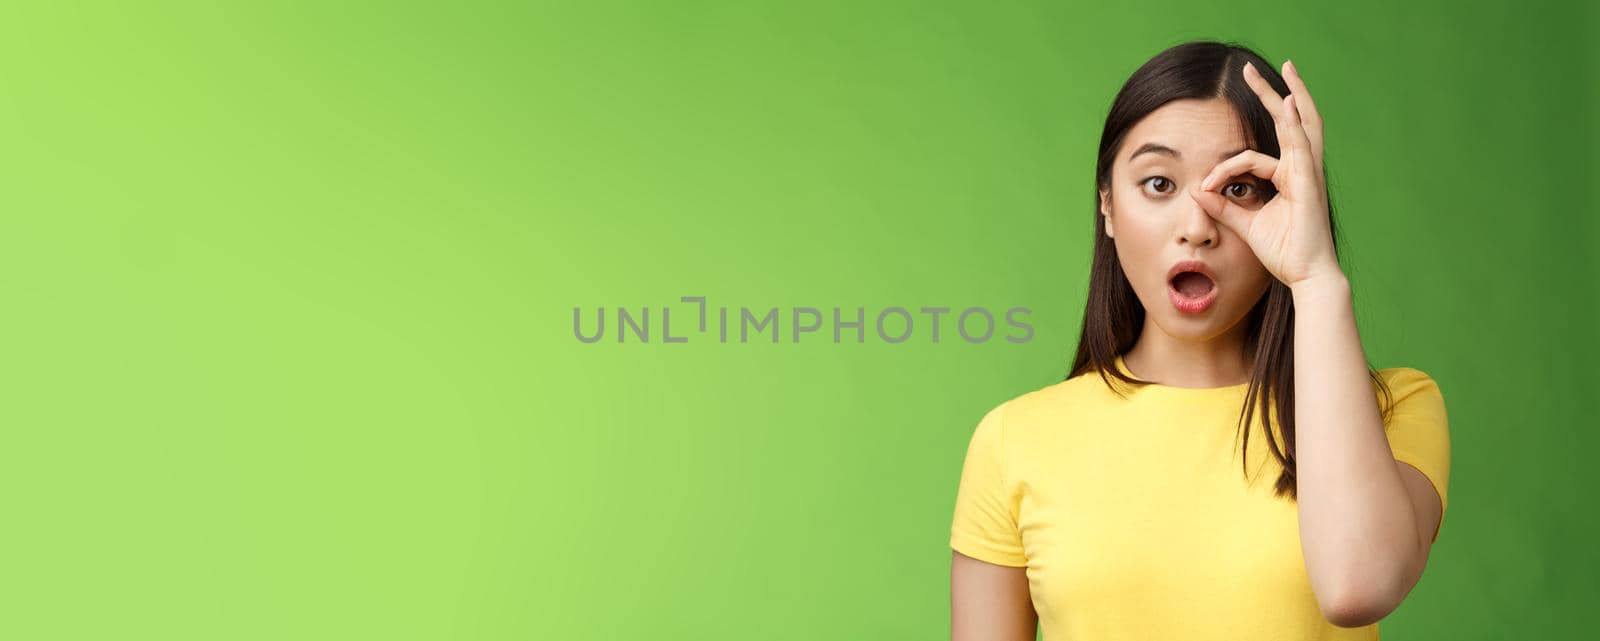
(1189, 186, 1251, 237)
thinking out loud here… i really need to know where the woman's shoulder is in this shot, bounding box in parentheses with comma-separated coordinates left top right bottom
(1001, 369, 1110, 407)
(1372, 365, 1447, 416)
(977, 372, 1115, 438)
(1375, 364, 1436, 381)
(1373, 365, 1444, 398)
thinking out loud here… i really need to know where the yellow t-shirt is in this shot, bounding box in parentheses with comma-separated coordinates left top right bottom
(950, 355, 1450, 640)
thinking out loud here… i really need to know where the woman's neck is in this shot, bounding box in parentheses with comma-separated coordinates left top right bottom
(1121, 326, 1253, 388)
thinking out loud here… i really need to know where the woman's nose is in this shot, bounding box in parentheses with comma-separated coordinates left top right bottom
(1178, 200, 1218, 247)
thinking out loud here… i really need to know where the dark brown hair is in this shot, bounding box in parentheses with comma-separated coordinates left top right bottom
(1067, 40, 1394, 500)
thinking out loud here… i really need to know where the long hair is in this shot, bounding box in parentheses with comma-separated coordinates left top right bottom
(1067, 40, 1394, 501)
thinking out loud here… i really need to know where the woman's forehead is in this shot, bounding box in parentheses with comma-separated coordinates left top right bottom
(1122, 98, 1248, 164)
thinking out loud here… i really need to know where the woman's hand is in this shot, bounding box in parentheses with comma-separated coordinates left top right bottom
(1188, 60, 1344, 289)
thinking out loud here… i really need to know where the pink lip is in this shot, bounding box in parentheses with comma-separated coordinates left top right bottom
(1167, 260, 1219, 315)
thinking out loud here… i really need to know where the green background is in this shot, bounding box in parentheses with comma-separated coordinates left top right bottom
(1, 1, 1593, 638)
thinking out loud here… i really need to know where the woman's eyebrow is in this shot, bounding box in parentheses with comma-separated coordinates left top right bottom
(1127, 142, 1249, 162)
(1128, 142, 1180, 162)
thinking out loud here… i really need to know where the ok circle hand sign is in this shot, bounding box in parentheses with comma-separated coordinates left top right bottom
(1188, 60, 1344, 290)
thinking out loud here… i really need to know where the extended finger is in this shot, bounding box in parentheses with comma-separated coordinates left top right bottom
(1281, 60, 1324, 168)
(1281, 94, 1318, 169)
(1241, 62, 1288, 125)
(1242, 62, 1305, 159)
(1200, 149, 1280, 191)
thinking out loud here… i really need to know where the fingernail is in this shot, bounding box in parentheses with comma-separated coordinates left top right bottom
(1243, 61, 1254, 75)
(1286, 59, 1295, 74)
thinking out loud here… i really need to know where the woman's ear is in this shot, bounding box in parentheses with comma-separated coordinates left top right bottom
(1099, 188, 1115, 239)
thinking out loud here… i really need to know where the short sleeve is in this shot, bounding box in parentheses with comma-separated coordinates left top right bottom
(1381, 368, 1452, 543)
(950, 402, 1027, 567)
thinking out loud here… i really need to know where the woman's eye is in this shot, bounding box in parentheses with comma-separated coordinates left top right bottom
(1140, 176, 1174, 196)
(1225, 180, 1271, 202)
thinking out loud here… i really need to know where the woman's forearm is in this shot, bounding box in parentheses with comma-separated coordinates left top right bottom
(1289, 271, 1421, 626)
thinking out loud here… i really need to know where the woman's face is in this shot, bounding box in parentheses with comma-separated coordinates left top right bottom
(1099, 97, 1275, 342)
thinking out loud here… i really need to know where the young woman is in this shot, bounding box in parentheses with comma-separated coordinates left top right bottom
(949, 41, 1451, 640)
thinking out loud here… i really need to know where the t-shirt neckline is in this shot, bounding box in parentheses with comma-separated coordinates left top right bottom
(1113, 354, 1252, 393)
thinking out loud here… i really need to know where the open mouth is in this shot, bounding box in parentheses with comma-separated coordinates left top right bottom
(1170, 271, 1215, 299)
(1167, 270, 1218, 314)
